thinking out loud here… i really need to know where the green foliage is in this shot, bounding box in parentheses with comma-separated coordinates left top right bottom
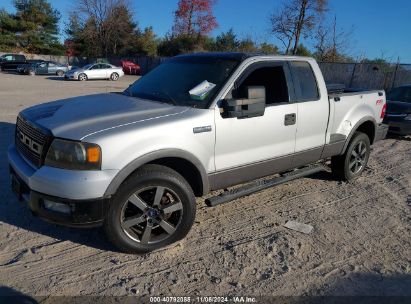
(0, 9, 18, 51)
(0, 0, 63, 54)
(66, 2, 159, 58)
(259, 42, 279, 55)
(157, 35, 198, 56)
(132, 27, 159, 57)
(237, 38, 258, 53)
(213, 29, 239, 51)
(295, 44, 313, 57)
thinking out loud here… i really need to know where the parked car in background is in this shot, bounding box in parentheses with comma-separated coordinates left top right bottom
(0, 53, 27, 71)
(121, 60, 141, 75)
(384, 85, 411, 135)
(64, 63, 124, 81)
(16, 60, 45, 74)
(28, 61, 69, 76)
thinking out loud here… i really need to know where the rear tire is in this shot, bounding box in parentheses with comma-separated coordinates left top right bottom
(331, 131, 371, 181)
(78, 73, 87, 81)
(56, 70, 64, 76)
(104, 164, 196, 254)
(110, 72, 119, 81)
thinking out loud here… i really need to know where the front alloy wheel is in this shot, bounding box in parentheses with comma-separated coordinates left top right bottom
(104, 164, 196, 253)
(78, 73, 87, 81)
(120, 186, 183, 245)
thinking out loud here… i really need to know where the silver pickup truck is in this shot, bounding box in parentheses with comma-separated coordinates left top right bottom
(8, 53, 388, 253)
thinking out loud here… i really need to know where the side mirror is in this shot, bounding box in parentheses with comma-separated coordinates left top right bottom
(221, 86, 266, 119)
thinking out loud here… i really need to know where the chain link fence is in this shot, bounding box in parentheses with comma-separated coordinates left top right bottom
(319, 62, 411, 91)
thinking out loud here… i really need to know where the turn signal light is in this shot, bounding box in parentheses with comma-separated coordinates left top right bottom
(87, 146, 101, 163)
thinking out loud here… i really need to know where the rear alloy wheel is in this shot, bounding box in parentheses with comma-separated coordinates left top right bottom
(56, 70, 64, 77)
(110, 72, 119, 81)
(104, 164, 196, 253)
(78, 73, 87, 81)
(331, 131, 371, 181)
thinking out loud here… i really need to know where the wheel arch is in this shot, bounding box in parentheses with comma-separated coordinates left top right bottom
(104, 149, 210, 198)
(342, 117, 377, 154)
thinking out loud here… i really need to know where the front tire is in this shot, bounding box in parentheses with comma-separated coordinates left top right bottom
(56, 70, 64, 76)
(331, 131, 371, 181)
(78, 73, 87, 81)
(104, 164, 196, 254)
(110, 72, 119, 81)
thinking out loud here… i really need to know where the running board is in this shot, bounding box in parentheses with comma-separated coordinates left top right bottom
(205, 165, 327, 207)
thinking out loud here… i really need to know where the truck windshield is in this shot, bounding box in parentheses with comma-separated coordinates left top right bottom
(387, 87, 411, 103)
(126, 57, 239, 108)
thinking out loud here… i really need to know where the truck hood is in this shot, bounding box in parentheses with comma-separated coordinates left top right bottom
(386, 100, 411, 114)
(21, 93, 188, 140)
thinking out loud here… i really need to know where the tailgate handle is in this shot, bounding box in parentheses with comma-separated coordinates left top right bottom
(334, 96, 341, 102)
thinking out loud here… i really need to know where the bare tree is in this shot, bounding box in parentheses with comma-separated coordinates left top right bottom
(269, 7, 295, 54)
(270, 0, 327, 55)
(74, 0, 134, 57)
(314, 16, 354, 62)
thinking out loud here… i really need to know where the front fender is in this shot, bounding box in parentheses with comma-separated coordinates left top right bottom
(104, 149, 210, 197)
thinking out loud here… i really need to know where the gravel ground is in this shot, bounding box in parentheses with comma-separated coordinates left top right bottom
(0, 73, 410, 299)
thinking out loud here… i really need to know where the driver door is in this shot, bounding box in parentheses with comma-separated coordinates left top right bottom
(212, 62, 298, 189)
(87, 64, 104, 79)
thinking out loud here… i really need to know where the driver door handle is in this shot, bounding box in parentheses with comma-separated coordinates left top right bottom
(284, 113, 296, 126)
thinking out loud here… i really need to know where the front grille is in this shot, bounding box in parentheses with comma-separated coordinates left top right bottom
(15, 116, 51, 167)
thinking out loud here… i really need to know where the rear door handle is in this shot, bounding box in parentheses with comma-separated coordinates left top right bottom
(284, 113, 296, 126)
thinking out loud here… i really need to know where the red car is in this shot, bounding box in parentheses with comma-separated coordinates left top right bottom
(121, 60, 141, 75)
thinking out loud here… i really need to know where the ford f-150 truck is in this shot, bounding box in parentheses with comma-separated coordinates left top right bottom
(8, 53, 388, 253)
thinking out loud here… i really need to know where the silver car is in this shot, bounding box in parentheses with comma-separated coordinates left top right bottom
(64, 63, 124, 81)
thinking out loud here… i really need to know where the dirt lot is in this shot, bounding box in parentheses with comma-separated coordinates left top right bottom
(0, 73, 410, 299)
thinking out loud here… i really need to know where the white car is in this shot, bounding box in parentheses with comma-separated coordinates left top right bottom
(64, 63, 124, 81)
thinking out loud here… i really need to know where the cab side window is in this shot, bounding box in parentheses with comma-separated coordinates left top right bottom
(234, 66, 289, 105)
(289, 61, 319, 101)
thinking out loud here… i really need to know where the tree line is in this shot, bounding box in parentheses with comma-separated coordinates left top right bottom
(0, 0, 386, 63)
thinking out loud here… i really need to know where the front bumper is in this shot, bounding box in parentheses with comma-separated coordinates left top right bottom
(383, 118, 411, 136)
(11, 168, 108, 227)
(64, 74, 77, 80)
(8, 144, 119, 227)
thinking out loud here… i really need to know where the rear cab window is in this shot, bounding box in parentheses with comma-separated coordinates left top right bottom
(289, 61, 320, 102)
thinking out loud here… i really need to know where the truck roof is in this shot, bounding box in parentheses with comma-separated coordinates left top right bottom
(176, 52, 313, 62)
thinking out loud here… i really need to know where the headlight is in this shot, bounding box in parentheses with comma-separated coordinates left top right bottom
(45, 139, 101, 170)
(405, 114, 411, 120)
